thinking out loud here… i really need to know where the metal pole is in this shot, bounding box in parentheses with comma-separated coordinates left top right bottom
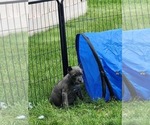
(0, 0, 27, 4)
(29, 0, 55, 4)
(57, 0, 68, 76)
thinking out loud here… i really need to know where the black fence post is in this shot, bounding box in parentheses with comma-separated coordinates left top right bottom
(56, 0, 68, 76)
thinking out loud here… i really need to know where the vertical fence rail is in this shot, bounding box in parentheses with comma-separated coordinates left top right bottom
(56, 0, 68, 76)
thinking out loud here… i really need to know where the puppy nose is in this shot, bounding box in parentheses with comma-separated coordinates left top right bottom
(79, 78, 83, 83)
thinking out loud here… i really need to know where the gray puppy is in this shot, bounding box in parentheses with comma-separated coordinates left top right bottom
(49, 66, 84, 107)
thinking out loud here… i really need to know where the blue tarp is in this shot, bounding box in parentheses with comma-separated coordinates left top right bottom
(76, 28, 150, 101)
(122, 29, 150, 101)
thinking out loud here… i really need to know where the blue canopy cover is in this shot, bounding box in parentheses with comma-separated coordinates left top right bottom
(76, 29, 150, 101)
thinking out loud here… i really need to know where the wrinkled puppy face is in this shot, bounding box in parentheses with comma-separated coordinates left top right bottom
(68, 66, 83, 84)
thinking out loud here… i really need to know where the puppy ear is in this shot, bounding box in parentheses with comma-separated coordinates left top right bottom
(67, 66, 72, 73)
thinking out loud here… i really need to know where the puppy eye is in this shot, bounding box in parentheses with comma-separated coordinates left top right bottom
(72, 74, 77, 77)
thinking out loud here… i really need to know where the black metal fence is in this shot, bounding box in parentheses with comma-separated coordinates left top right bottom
(0, 1, 28, 104)
(0, 0, 149, 104)
(122, 0, 150, 30)
(28, 0, 122, 103)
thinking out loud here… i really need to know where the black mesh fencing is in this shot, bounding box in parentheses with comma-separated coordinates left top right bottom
(123, 0, 150, 30)
(0, 1, 28, 105)
(28, 0, 63, 102)
(0, 0, 149, 104)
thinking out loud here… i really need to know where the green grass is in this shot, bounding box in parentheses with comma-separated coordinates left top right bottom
(0, 32, 28, 104)
(122, 101, 150, 125)
(29, 99, 122, 125)
(0, 100, 28, 125)
(0, 32, 28, 124)
(122, 0, 150, 30)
